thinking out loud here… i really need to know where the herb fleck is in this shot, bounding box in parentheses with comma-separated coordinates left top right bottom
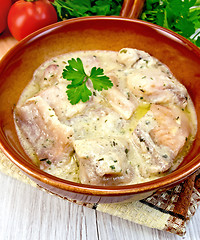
(40, 158, 48, 161)
(110, 165, 115, 170)
(125, 148, 129, 154)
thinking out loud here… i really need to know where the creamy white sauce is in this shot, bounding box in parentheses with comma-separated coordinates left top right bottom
(14, 48, 197, 186)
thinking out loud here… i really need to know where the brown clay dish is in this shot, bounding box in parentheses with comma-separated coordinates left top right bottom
(0, 16, 200, 203)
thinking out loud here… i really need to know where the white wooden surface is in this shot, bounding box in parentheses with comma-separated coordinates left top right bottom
(0, 172, 200, 240)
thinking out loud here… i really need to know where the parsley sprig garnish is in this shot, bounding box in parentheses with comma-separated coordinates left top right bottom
(140, 0, 200, 47)
(62, 58, 113, 105)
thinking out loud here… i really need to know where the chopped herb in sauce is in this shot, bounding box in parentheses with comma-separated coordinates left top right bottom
(110, 165, 115, 170)
(40, 158, 48, 161)
(120, 49, 127, 53)
(125, 148, 129, 154)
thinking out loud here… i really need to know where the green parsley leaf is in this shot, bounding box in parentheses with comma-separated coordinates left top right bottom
(174, 18, 195, 37)
(63, 58, 113, 105)
(63, 58, 87, 86)
(90, 67, 113, 91)
(140, 0, 200, 47)
(195, 36, 200, 47)
(67, 83, 92, 105)
(52, 0, 123, 21)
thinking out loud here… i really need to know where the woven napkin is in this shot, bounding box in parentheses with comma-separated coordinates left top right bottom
(0, 150, 200, 236)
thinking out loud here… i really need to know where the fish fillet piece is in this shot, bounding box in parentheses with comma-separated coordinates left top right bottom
(105, 86, 138, 120)
(37, 83, 86, 121)
(73, 138, 133, 185)
(117, 48, 150, 68)
(81, 55, 100, 76)
(132, 104, 191, 175)
(15, 96, 74, 169)
(150, 104, 191, 157)
(38, 64, 61, 89)
(127, 67, 188, 108)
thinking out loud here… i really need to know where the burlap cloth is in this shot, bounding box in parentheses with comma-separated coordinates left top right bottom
(0, 150, 200, 236)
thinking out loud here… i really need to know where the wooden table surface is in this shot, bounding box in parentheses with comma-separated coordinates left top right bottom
(0, 30, 200, 240)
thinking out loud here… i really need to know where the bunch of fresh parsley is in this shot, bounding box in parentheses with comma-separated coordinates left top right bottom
(62, 58, 113, 105)
(140, 0, 200, 47)
(52, 0, 123, 20)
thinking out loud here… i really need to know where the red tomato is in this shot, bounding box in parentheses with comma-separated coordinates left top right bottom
(7, 0, 58, 41)
(0, 0, 12, 33)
